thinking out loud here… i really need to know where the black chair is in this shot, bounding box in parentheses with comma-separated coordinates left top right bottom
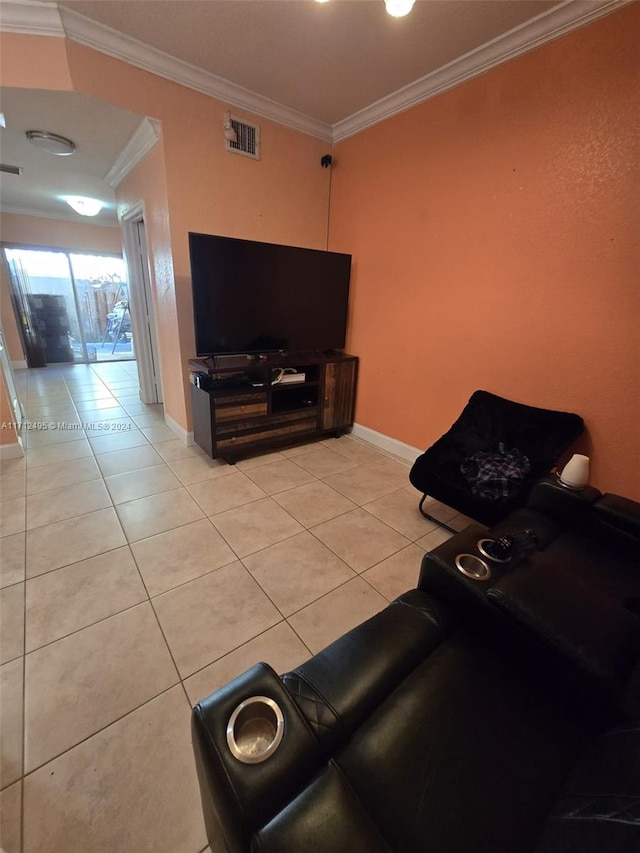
(409, 390, 584, 530)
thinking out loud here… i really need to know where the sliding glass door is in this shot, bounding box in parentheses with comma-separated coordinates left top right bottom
(2, 247, 133, 365)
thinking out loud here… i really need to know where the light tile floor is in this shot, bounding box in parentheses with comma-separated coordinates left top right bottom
(0, 361, 471, 853)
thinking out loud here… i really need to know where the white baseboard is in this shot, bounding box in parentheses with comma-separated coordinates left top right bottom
(163, 412, 193, 445)
(11, 360, 27, 370)
(0, 440, 24, 459)
(351, 423, 422, 463)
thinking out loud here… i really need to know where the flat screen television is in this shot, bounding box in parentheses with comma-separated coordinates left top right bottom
(189, 232, 352, 356)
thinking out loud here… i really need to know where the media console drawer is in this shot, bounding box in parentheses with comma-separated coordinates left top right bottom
(216, 418, 316, 451)
(215, 401, 267, 422)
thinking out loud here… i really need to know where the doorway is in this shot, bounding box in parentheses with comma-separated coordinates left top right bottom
(121, 205, 162, 405)
(3, 246, 134, 365)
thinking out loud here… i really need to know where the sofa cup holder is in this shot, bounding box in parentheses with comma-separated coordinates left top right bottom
(455, 553, 491, 581)
(226, 696, 285, 764)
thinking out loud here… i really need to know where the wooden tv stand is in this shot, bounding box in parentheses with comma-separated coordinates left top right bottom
(188, 351, 358, 463)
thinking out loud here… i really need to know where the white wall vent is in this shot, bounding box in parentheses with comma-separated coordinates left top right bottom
(225, 113, 260, 160)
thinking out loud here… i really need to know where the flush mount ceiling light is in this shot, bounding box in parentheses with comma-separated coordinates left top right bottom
(315, 0, 415, 15)
(63, 196, 104, 217)
(26, 130, 76, 156)
(384, 0, 416, 16)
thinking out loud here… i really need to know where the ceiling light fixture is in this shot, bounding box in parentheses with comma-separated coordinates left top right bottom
(63, 196, 104, 217)
(26, 130, 76, 156)
(384, 0, 416, 16)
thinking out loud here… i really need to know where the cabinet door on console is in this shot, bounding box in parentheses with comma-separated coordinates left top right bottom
(323, 360, 356, 431)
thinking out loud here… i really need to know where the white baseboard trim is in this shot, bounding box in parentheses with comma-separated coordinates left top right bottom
(352, 423, 422, 463)
(0, 440, 24, 459)
(11, 360, 27, 370)
(163, 412, 191, 444)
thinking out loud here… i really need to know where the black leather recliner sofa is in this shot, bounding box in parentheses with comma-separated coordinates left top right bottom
(192, 478, 640, 853)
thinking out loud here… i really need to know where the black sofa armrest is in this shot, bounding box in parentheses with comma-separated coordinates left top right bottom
(281, 588, 454, 751)
(526, 476, 601, 523)
(592, 494, 640, 554)
(487, 565, 640, 701)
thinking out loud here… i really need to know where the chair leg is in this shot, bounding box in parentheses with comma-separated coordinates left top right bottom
(418, 494, 457, 534)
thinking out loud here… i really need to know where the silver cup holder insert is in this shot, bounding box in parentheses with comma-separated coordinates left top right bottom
(455, 553, 491, 581)
(226, 696, 285, 764)
(477, 538, 512, 563)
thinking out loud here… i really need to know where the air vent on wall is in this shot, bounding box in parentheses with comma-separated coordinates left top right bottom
(225, 113, 260, 160)
(1, 163, 23, 175)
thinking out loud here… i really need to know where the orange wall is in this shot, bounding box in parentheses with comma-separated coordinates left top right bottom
(116, 140, 181, 421)
(1, 33, 330, 432)
(0, 213, 122, 362)
(0, 369, 17, 445)
(65, 41, 331, 432)
(330, 4, 640, 499)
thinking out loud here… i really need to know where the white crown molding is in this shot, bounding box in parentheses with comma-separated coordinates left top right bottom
(0, 0, 63, 37)
(56, 6, 333, 143)
(104, 117, 161, 188)
(0, 204, 118, 226)
(1, 0, 632, 145)
(332, 0, 634, 142)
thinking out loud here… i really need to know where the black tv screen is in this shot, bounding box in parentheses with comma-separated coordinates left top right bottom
(189, 233, 351, 356)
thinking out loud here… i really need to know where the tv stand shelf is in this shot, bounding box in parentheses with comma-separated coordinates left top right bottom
(188, 352, 358, 463)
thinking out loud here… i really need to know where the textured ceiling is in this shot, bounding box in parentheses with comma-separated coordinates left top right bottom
(59, 0, 558, 125)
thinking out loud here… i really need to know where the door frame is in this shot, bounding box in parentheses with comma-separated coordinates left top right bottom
(120, 202, 163, 404)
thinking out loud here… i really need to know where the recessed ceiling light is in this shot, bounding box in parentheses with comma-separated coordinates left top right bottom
(63, 196, 104, 217)
(26, 130, 76, 156)
(385, 0, 416, 17)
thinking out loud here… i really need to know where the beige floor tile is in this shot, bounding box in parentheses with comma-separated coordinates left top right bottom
(25, 547, 147, 652)
(211, 497, 304, 558)
(188, 471, 266, 515)
(244, 531, 355, 616)
(323, 463, 405, 505)
(0, 469, 26, 501)
(67, 388, 114, 402)
(154, 438, 205, 463)
(24, 427, 87, 448)
(88, 429, 150, 455)
(363, 486, 439, 540)
(24, 602, 178, 772)
(26, 455, 101, 496)
(324, 435, 387, 464)
(153, 561, 281, 677)
(448, 513, 476, 532)
(235, 449, 286, 470)
(23, 686, 206, 853)
(131, 412, 165, 429)
(0, 532, 25, 588)
(243, 459, 316, 495)
(0, 497, 25, 538)
(0, 782, 21, 853)
(279, 440, 322, 459)
(288, 576, 387, 654)
(169, 453, 235, 485)
(26, 507, 127, 578)
(131, 518, 235, 597)
(0, 458, 25, 475)
(415, 526, 455, 551)
(26, 479, 112, 530)
(292, 446, 359, 478)
(273, 480, 358, 528)
(141, 424, 176, 444)
(105, 464, 181, 505)
(362, 544, 426, 601)
(116, 488, 205, 542)
(24, 437, 93, 468)
(96, 443, 163, 477)
(74, 398, 125, 414)
(0, 584, 24, 664)
(1, 658, 23, 785)
(419, 496, 460, 524)
(184, 622, 310, 705)
(312, 508, 411, 573)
